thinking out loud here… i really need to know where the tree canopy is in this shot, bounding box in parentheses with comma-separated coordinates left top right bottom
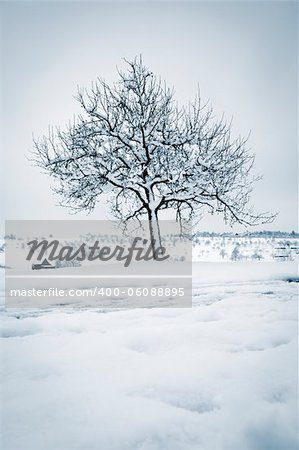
(34, 57, 274, 248)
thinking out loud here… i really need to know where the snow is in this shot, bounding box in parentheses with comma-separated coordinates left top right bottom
(191, 235, 299, 262)
(0, 259, 297, 450)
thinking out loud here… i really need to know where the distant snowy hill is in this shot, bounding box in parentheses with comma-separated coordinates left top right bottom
(191, 233, 299, 262)
(1, 231, 298, 268)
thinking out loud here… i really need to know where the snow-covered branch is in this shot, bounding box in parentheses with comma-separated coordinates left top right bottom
(33, 56, 275, 248)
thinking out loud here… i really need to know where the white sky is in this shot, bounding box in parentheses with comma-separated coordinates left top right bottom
(0, 1, 298, 234)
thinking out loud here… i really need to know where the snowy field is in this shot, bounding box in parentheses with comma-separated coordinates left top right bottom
(0, 260, 298, 450)
(1, 234, 299, 268)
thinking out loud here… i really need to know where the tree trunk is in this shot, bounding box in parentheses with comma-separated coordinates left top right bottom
(148, 209, 162, 258)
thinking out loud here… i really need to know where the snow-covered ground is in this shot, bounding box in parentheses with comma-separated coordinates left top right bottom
(2, 234, 299, 268)
(0, 260, 298, 450)
(191, 235, 298, 261)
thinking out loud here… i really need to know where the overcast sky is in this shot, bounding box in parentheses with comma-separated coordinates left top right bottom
(0, 1, 297, 234)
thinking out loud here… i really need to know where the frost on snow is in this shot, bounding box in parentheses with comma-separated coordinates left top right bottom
(0, 260, 298, 450)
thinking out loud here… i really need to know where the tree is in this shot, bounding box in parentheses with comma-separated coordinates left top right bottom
(231, 244, 241, 261)
(33, 57, 274, 252)
(219, 248, 227, 260)
(251, 250, 263, 260)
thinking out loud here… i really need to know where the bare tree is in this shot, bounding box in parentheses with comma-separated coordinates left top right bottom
(33, 56, 274, 251)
